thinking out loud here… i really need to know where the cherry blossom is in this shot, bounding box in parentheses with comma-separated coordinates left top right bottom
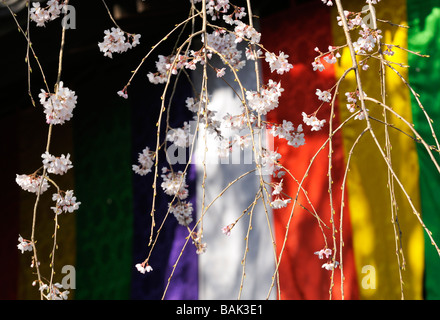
(132, 146, 155, 176)
(166, 122, 193, 148)
(271, 120, 305, 148)
(272, 179, 283, 195)
(323, 46, 341, 64)
(222, 223, 234, 236)
(147, 55, 172, 84)
(355, 109, 369, 120)
(195, 241, 207, 255)
(232, 6, 246, 20)
(39, 282, 70, 300)
(17, 235, 33, 254)
(185, 97, 199, 113)
(270, 197, 291, 209)
(216, 67, 226, 78)
(223, 14, 235, 25)
(217, 139, 232, 159)
(51, 190, 81, 214)
(312, 59, 325, 72)
(245, 46, 262, 60)
(223, 111, 256, 131)
(30, 2, 50, 26)
(302, 112, 326, 132)
(265, 51, 293, 75)
(314, 248, 333, 259)
(337, 11, 363, 31)
(345, 90, 369, 119)
(383, 45, 395, 56)
(232, 134, 251, 150)
(190, 105, 221, 137)
(322, 261, 339, 271)
(161, 167, 189, 200)
(169, 201, 193, 226)
(204, 30, 246, 70)
(30, 0, 67, 27)
(98, 27, 141, 59)
(16, 174, 50, 194)
(233, 20, 261, 44)
(41, 151, 73, 175)
(260, 149, 283, 177)
(315, 88, 332, 103)
(246, 80, 284, 115)
(352, 24, 382, 55)
(38, 81, 77, 125)
(135, 263, 153, 274)
(117, 89, 128, 99)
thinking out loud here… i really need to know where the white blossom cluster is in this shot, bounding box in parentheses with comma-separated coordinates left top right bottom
(271, 120, 306, 148)
(98, 27, 141, 59)
(147, 55, 173, 84)
(192, 0, 246, 24)
(265, 51, 294, 75)
(337, 10, 363, 31)
(30, 0, 67, 27)
(147, 29, 249, 84)
(366, 0, 381, 4)
(206, 0, 231, 20)
(222, 111, 256, 132)
(270, 197, 291, 209)
(233, 20, 261, 44)
(353, 24, 382, 55)
(169, 201, 194, 226)
(315, 88, 332, 103)
(51, 190, 81, 215)
(15, 174, 50, 194)
(38, 81, 77, 125)
(312, 46, 342, 72)
(222, 223, 234, 236)
(37, 282, 69, 300)
(204, 29, 246, 70)
(135, 263, 153, 274)
(269, 179, 291, 209)
(161, 168, 189, 200)
(41, 151, 73, 175)
(345, 91, 369, 120)
(186, 97, 222, 137)
(259, 149, 284, 178)
(146, 2, 292, 88)
(17, 235, 33, 254)
(132, 146, 155, 176)
(166, 122, 193, 148)
(302, 112, 327, 132)
(334, 6, 383, 71)
(323, 0, 381, 7)
(246, 80, 284, 115)
(314, 248, 339, 271)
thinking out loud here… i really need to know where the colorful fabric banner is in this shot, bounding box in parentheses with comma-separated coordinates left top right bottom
(261, 0, 359, 300)
(4, 0, 440, 301)
(260, 0, 438, 300)
(330, 0, 424, 300)
(407, 0, 440, 300)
